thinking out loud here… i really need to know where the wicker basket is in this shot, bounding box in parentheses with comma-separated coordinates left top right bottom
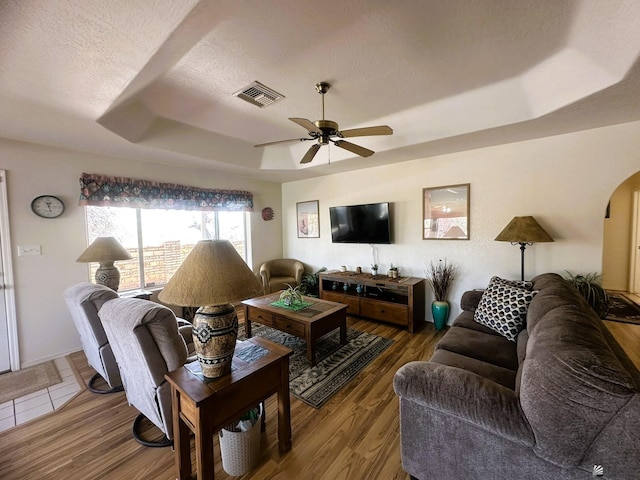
(219, 405, 262, 476)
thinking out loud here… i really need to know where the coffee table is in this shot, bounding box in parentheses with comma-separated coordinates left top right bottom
(242, 292, 348, 366)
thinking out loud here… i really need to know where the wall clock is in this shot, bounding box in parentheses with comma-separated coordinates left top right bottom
(31, 195, 65, 218)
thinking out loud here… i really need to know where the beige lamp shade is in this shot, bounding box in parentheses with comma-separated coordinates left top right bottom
(158, 239, 262, 306)
(495, 216, 554, 244)
(76, 236, 133, 263)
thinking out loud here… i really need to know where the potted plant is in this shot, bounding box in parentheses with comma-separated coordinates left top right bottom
(299, 267, 327, 297)
(371, 264, 379, 275)
(279, 284, 304, 306)
(425, 259, 459, 330)
(388, 264, 399, 278)
(563, 271, 609, 318)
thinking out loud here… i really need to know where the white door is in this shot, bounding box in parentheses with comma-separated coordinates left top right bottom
(0, 241, 9, 373)
(0, 170, 17, 373)
(631, 191, 640, 295)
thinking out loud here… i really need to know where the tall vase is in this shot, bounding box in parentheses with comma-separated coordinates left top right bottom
(431, 300, 450, 331)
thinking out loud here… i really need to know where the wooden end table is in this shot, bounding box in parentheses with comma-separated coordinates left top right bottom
(242, 293, 348, 366)
(165, 336, 293, 480)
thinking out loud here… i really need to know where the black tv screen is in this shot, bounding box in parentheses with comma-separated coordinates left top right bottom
(329, 202, 391, 244)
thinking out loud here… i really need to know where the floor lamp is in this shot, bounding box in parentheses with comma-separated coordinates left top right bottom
(495, 216, 554, 281)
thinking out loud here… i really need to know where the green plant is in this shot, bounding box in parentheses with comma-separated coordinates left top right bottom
(425, 259, 459, 302)
(563, 271, 609, 318)
(279, 283, 304, 305)
(299, 267, 327, 297)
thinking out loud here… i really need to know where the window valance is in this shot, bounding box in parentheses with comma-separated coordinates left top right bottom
(78, 173, 253, 211)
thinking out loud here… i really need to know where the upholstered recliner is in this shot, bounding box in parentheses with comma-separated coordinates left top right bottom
(63, 282, 122, 394)
(259, 259, 304, 294)
(99, 297, 192, 447)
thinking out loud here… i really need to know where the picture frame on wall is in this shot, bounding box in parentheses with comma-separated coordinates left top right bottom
(297, 200, 320, 238)
(423, 184, 470, 240)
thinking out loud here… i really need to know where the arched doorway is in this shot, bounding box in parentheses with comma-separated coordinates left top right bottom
(602, 170, 640, 299)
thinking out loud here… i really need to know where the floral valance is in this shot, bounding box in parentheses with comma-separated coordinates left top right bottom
(78, 173, 253, 211)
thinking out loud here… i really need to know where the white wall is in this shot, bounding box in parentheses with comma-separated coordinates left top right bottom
(282, 121, 640, 324)
(0, 139, 282, 367)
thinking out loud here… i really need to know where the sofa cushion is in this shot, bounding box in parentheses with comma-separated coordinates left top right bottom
(430, 349, 517, 389)
(452, 311, 502, 336)
(474, 276, 538, 341)
(436, 325, 519, 371)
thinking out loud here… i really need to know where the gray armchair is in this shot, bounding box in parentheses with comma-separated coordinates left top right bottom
(259, 259, 304, 294)
(63, 282, 122, 394)
(99, 297, 191, 447)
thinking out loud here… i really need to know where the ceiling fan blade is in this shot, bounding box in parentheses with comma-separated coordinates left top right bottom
(339, 125, 393, 138)
(334, 140, 374, 157)
(289, 117, 322, 134)
(300, 144, 321, 164)
(254, 138, 310, 148)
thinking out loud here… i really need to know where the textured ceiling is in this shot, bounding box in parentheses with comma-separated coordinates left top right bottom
(1, 0, 640, 183)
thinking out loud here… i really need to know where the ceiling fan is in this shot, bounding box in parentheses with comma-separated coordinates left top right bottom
(254, 82, 393, 164)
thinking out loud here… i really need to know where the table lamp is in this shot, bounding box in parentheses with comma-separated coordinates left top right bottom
(495, 216, 554, 281)
(76, 236, 133, 291)
(158, 240, 263, 378)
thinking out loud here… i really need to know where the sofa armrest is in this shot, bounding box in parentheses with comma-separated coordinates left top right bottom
(393, 361, 534, 446)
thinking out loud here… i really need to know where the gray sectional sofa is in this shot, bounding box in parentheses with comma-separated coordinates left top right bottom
(393, 273, 640, 480)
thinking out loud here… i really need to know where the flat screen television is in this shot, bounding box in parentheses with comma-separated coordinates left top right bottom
(329, 202, 391, 244)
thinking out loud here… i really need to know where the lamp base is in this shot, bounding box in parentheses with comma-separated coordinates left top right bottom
(95, 262, 120, 291)
(192, 304, 238, 378)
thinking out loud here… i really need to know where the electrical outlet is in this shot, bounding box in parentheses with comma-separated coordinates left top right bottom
(18, 245, 41, 256)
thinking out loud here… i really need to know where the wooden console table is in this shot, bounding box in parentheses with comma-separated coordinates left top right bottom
(319, 271, 425, 332)
(165, 336, 293, 480)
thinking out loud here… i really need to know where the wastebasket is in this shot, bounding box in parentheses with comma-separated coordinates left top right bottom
(219, 404, 262, 476)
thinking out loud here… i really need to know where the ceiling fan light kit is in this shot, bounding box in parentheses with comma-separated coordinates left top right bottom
(254, 82, 393, 164)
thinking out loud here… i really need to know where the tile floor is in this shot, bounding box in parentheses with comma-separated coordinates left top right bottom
(0, 356, 82, 433)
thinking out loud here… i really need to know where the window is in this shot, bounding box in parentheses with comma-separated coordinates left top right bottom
(85, 206, 247, 291)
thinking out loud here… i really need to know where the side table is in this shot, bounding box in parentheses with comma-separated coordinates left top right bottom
(165, 336, 293, 480)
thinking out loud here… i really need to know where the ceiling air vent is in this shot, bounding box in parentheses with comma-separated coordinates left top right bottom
(233, 81, 285, 108)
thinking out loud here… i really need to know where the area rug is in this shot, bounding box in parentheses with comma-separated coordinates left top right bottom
(238, 324, 393, 408)
(0, 360, 61, 403)
(605, 292, 640, 326)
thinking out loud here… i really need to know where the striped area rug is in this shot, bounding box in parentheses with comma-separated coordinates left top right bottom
(238, 324, 393, 408)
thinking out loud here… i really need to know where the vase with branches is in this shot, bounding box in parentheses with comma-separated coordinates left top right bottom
(426, 259, 459, 330)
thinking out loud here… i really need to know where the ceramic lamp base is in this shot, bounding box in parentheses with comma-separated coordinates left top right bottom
(95, 262, 121, 291)
(192, 304, 238, 378)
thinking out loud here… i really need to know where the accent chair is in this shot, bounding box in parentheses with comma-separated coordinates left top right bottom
(99, 297, 193, 447)
(63, 282, 122, 394)
(259, 258, 304, 294)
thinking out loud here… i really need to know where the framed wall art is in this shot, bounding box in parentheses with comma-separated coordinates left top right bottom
(423, 184, 470, 240)
(296, 200, 320, 238)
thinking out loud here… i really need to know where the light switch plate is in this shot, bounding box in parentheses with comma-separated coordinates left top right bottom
(18, 245, 41, 256)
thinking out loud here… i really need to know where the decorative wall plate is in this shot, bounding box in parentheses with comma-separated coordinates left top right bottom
(262, 207, 274, 221)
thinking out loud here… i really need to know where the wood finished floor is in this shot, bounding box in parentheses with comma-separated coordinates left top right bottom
(0, 316, 638, 480)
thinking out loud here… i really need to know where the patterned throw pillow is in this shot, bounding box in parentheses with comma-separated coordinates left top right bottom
(492, 276, 534, 290)
(474, 276, 538, 341)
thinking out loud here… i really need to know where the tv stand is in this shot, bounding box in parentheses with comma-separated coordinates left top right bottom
(319, 271, 425, 332)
